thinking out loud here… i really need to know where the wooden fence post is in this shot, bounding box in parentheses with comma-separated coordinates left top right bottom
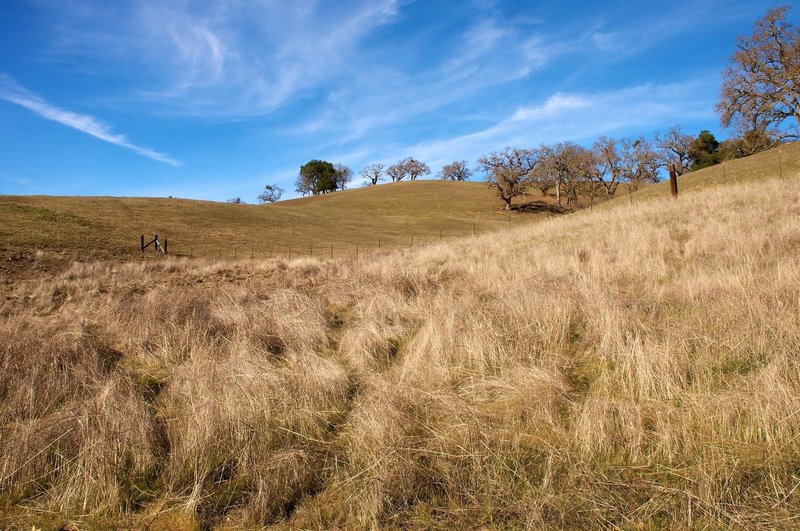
(669, 163, 679, 198)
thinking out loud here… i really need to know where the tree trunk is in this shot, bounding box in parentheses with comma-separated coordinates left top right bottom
(555, 181, 561, 206)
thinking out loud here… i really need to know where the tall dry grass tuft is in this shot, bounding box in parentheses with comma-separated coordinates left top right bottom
(2, 174, 800, 528)
(0, 319, 156, 514)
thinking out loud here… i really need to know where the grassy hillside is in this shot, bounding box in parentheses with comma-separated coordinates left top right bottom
(596, 140, 800, 207)
(1, 143, 798, 272)
(0, 181, 558, 263)
(2, 159, 800, 528)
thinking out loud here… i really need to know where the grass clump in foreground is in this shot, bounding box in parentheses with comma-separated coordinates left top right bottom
(2, 169, 800, 528)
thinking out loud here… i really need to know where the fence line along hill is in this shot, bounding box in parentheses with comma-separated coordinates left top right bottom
(0, 180, 565, 265)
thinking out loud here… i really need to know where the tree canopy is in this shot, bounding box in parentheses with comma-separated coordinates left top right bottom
(360, 164, 385, 186)
(387, 157, 430, 182)
(477, 147, 538, 210)
(404, 158, 431, 180)
(655, 126, 693, 176)
(258, 184, 284, 203)
(296, 160, 351, 195)
(438, 160, 472, 181)
(716, 5, 800, 140)
(689, 130, 721, 170)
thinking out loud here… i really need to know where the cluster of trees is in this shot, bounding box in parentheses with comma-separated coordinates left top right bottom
(478, 121, 778, 210)
(258, 6, 795, 208)
(294, 160, 352, 196)
(358, 158, 471, 185)
(687, 129, 774, 170)
(264, 118, 765, 209)
(358, 158, 432, 185)
(477, 137, 665, 210)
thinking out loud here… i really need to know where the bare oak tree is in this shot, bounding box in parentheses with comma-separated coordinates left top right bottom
(655, 126, 693, 175)
(333, 164, 353, 191)
(404, 158, 431, 180)
(386, 161, 409, 182)
(360, 163, 385, 186)
(438, 160, 472, 181)
(716, 5, 800, 140)
(528, 167, 554, 197)
(592, 136, 625, 198)
(537, 142, 592, 206)
(477, 147, 538, 210)
(387, 157, 431, 182)
(623, 138, 662, 191)
(257, 184, 284, 203)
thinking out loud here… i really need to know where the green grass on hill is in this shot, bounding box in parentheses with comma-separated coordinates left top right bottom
(0, 181, 561, 262)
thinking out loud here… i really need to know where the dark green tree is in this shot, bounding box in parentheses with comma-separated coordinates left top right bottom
(297, 160, 337, 195)
(688, 130, 721, 170)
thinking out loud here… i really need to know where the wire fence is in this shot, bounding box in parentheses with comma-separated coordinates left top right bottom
(138, 221, 516, 261)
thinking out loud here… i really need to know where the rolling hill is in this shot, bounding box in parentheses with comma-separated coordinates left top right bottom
(0, 180, 559, 263)
(1, 146, 799, 528)
(1, 141, 798, 279)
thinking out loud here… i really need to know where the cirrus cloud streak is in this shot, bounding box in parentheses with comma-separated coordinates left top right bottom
(0, 74, 181, 166)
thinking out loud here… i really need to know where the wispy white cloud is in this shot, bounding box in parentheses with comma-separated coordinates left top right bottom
(37, 0, 403, 117)
(0, 74, 181, 166)
(286, 11, 568, 146)
(32, 0, 555, 125)
(0, 172, 32, 188)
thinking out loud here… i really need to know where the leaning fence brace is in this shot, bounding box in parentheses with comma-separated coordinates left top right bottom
(141, 234, 168, 254)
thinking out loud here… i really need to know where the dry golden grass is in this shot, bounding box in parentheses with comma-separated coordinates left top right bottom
(2, 163, 800, 528)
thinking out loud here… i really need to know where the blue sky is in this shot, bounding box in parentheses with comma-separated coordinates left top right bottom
(0, 0, 787, 202)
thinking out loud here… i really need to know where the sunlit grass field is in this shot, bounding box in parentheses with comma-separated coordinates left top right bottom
(1, 145, 799, 528)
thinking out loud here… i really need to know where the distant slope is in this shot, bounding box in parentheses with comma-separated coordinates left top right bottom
(600, 140, 800, 208)
(1, 142, 797, 264)
(0, 181, 558, 261)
